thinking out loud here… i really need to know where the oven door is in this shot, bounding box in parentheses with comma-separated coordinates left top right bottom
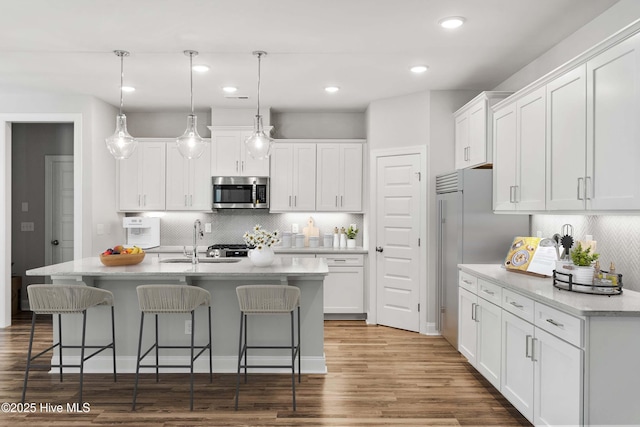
(212, 177, 269, 209)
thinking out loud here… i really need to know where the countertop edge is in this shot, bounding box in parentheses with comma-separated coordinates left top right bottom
(458, 264, 640, 317)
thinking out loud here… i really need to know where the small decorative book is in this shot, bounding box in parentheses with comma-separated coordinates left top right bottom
(504, 236, 557, 277)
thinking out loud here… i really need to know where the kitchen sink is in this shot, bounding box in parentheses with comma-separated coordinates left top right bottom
(160, 257, 242, 264)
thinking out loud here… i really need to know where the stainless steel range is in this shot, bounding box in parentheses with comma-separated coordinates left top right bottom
(206, 244, 250, 258)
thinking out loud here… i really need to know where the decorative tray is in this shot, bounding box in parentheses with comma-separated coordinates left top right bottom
(553, 269, 623, 296)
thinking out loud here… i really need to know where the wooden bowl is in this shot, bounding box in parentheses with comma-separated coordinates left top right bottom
(99, 252, 145, 266)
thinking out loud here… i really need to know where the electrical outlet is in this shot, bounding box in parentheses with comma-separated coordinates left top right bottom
(292, 223, 299, 233)
(21, 222, 34, 232)
(185, 319, 192, 335)
(205, 223, 212, 233)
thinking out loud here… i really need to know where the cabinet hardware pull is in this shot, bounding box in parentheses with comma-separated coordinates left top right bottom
(289, 195, 292, 207)
(294, 195, 297, 207)
(463, 279, 472, 285)
(236, 161, 239, 172)
(334, 259, 346, 262)
(510, 301, 524, 309)
(509, 186, 514, 203)
(190, 195, 193, 206)
(138, 195, 141, 207)
(241, 161, 245, 172)
(514, 185, 519, 203)
(471, 303, 476, 321)
(531, 338, 538, 362)
(184, 195, 187, 206)
(341, 195, 343, 207)
(546, 318, 563, 328)
(143, 195, 147, 206)
(482, 289, 495, 295)
(525, 334, 532, 359)
(474, 303, 479, 322)
(577, 177, 584, 200)
(585, 176, 592, 200)
(336, 196, 338, 207)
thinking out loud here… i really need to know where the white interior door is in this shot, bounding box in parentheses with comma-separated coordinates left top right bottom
(375, 153, 421, 332)
(45, 155, 74, 266)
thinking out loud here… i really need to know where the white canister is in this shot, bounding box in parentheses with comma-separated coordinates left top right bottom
(281, 232, 292, 248)
(309, 236, 319, 248)
(323, 234, 332, 247)
(296, 233, 305, 248)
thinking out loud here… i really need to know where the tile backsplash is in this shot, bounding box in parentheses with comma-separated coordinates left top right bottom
(130, 211, 364, 248)
(532, 215, 640, 291)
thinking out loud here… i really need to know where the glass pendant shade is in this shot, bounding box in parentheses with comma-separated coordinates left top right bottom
(244, 115, 273, 160)
(105, 113, 137, 160)
(106, 50, 137, 160)
(177, 114, 206, 159)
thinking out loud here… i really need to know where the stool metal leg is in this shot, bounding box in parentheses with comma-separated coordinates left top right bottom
(189, 310, 195, 411)
(298, 306, 301, 383)
(243, 313, 248, 383)
(155, 314, 159, 383)
(111, 306, 117, 382)
(78, 310, 87, 405)
(132, 311, 145, 411)
(235, 311, 244, 410)
(291, 310, 296, 411)
(208, 306, 213, 383)
(58, 313, 63, 382)
(21, 311, 37, 404)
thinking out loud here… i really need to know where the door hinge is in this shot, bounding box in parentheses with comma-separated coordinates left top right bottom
(415, 171, 421, 181)
(418, 238, 421, 247)
(418, 303, 420, 312)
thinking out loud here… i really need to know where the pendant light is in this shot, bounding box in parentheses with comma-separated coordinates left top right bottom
(105, 50, 138, 160)
(177, 50, 207, 159)
(244, 51, 273, 160)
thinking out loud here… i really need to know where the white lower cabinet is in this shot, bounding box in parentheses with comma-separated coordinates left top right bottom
(318, 254, 364, 314)
(458, 280, 502, 389)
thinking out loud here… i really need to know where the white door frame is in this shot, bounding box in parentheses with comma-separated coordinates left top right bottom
(0, 114, 83, 328)
(368, 145, 428, 334)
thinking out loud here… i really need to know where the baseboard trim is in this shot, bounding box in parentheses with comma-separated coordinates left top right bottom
(425, 322, 440, 336)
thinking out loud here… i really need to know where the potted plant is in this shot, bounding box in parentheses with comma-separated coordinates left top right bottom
(243, 225, 280, 267)
(556, 242, 599, 285)
(346, 225, 358, 249)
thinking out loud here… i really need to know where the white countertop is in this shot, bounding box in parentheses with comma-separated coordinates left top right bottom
(459, 264, 640, 317)
(26, 256, 329, 278)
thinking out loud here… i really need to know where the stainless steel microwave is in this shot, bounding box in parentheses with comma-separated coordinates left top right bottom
(212, 176, 269, 209)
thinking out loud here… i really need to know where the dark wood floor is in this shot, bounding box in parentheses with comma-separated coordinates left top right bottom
(0, 312, 530, 426)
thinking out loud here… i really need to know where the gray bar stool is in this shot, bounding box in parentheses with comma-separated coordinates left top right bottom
(235, 285, 301, 410)
(22, 284, 116, 405)
(132, 285, 212, 411)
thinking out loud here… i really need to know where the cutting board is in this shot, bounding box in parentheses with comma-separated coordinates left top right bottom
(302, 217, 319, 247)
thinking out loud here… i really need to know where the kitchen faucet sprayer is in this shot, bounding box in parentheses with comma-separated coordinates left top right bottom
(184, 219, 204, 264)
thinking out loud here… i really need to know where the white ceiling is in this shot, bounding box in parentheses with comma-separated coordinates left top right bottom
(0, 0, 619, 112)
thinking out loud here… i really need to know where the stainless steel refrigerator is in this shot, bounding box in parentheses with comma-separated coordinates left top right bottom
(437, 169, 529, 348)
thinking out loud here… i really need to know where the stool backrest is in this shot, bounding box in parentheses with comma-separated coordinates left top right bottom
(136, 285, 211, 313)
(27, 284, 113, 314)
(236, 285, 300, 313)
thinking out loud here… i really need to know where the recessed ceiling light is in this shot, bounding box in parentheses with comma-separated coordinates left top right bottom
(121, 86, 135, 92)
(439, 16, 466, 29)
(325, 86, 340, 93)
(223, 86, 238, 93)
(410, 65, 429, 73)
(192, 64, 210, 72)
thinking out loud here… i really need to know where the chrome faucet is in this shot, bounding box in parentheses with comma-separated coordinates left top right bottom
(184, 220, 204, 264)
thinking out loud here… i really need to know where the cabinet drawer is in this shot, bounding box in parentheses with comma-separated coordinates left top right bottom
(319, 254, 364, 267)
(459, 271, 478, 294)
(502, 288, 534, 323)
(534, 302, 583, 348)
(478, 279, 502, 306)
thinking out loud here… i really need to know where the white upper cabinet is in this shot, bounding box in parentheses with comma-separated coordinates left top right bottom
(269, 142, 316, 211)
(165, 141, 212, 211)
(209, 126, 271, 177)
(494, 87, 546, 212)
(118, 141, 166, 211)
(316, 143, 363, 212)
(546, 65, 587, 211)
(454, 91, 512, 169)
(586, 33, 640, 210)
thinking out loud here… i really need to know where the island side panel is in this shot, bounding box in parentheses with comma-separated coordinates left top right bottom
(50, 275, 326, 374)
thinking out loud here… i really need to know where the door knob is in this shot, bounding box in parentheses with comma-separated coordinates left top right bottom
(375, 246, 384, 253)
(51, 240, 59, 245)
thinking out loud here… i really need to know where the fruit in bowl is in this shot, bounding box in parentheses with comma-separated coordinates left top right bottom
(100, 245, 145, 266)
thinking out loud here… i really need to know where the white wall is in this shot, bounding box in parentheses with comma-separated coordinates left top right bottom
(367, 91, 429, 151)
(127, 110, 211, 138)
(494, 0, 640, 91)
(210, 108, 271, 127)
(0, 93, 117, 327)
(272, 111, 366, 139)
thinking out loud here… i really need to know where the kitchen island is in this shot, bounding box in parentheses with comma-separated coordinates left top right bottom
(26, 256, 329, 374)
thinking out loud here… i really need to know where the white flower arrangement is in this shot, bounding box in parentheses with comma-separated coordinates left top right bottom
(243, 224, 281, 250)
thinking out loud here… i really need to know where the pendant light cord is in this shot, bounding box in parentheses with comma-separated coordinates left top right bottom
(189, 52, 195, 115)
(256, 52, 262, 117)
(118, 52, 124, 116)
